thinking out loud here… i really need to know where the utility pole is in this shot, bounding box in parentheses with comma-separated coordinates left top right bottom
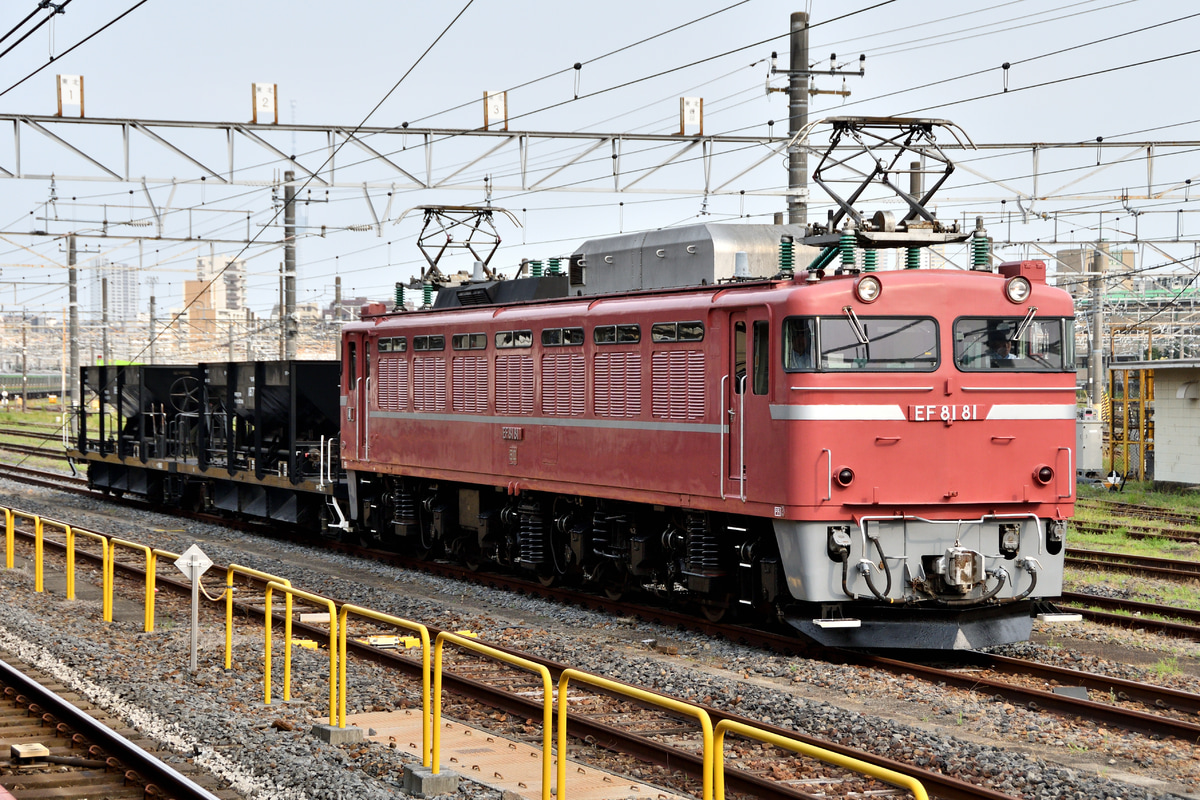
(284, 170, 297, 361)
(788, 11, 809, 226)
(20, 312, 27, 413)
(148, 293, 156, 365)
(334, 276, 342, 322)
(68, 235, 78, 409)
(102, 277, 109, 367)
(1089, 249, 1105, 408)
(770, 11, 864, 226)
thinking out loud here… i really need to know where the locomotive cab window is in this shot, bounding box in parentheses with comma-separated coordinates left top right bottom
(783, 318, 816, 371)
(817, 316, 938, 371)
(752, 321, 769, 395)
(954, 317, 1073, 371)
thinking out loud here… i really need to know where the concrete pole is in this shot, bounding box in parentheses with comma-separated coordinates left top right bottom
(335, 275, 342, 322)
(102, 278, 109, 367)
(1089, 249, 1105, 408)
(279, 270, 285, 361)
(149, 294, 156, 365)
(20, 313, 27, 413)
(787, 11, 809, 226)
(68, 236, 78, 409)
(284, 170, 297, 361)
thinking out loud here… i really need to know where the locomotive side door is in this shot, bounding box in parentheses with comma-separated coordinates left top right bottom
(725, 315, 749, 499)
(725, 311, 771, 501)
(342, 333, 366, 461)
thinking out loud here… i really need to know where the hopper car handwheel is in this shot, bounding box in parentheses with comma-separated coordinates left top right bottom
(169, 376, 202, 413)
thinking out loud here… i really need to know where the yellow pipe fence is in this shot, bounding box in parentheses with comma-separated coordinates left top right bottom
(557, 668, 714, 800)
(263, 581, 338, 726)
(433, 631, 553, 800)
(6, 510, 44, 592)
(106, 537, 157, 632)
(713, 718, 929, 800)
(338, 605, 431, 766)
(225, 565, 291, 670)
(2, 506, 12, 569)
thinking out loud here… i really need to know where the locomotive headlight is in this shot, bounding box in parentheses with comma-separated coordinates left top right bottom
(835, 467, 855, 487)
(855, 274, 882, 303)
(1004, 275, 1031, 303)
(1033, 465, 1054, 484)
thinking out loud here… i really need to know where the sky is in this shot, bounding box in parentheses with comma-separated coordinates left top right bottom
(0, 0, 1198, 320)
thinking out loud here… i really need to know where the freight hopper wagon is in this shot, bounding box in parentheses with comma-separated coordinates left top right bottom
(341, 260, 1075, 649)
(72, 361, 346, 528)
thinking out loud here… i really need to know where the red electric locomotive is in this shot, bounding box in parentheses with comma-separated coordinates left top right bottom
(339, 257, 1074, 649)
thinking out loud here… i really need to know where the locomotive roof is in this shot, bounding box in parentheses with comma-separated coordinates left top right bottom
(349, 265, 1072, 330)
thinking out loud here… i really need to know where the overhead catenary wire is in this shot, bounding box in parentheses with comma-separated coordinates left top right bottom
(9, 2, 1200, 316)
(0, 0, 146, 99)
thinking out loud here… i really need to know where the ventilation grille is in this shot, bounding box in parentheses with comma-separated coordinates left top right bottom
(594, 352, 642, 417)
(652, 350, 705, 420)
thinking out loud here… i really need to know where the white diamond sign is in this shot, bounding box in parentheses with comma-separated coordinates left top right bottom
(174, 544, 213, 581)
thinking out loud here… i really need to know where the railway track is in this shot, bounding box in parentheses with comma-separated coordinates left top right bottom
(1076, 499, 1200, 527)
(0, 652, 230, 800)
(1058, 592, 1200, 638)
(0, 462, 89, 493)
(1070, 518, 1200, 544)
(1065, 547, 1200, 580)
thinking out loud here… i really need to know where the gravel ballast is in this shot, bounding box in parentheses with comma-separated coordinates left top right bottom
(1, 479, 1197, 799)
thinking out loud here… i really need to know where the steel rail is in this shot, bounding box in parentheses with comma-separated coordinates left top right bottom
(1065, 548, 1200, 579)
(960, 652, 1200, 718)
(1059, 591, 1200, 631)
(1070, 519, 1200, 544)
(0, 656, 222, 800)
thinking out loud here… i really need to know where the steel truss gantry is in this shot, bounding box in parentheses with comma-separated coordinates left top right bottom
(0, 113, 798, 198)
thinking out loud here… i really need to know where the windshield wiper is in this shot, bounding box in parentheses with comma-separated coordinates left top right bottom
(1013, 306, 1038, 341)
(842, 306, 869, 344)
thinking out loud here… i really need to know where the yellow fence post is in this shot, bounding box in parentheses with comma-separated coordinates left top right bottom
(107, 537, 156, 632)
(151, 548, 181, 633)
(338, 605, 431, 766)
(3, 507, 12, 569)
(70, 528, 111, 621)
(263, 581, 338, 726)
(556, 668, 713, 800)
(712, 719, 929, 800)
(39, 518, 73, 598)
(433, 632, 554, 799)
(225, 565, 292, 671)
(8, 510, 43, 592)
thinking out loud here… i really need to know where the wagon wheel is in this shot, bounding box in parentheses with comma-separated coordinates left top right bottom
(169, 376, 202, 413)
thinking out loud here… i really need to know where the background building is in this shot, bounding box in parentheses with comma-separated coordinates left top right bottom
(88, 260, 139, 322)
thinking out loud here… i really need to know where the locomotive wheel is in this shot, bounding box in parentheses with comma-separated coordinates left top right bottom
(602, 573, 632, 602)
(699, 595, 733, 623)
(536, 569, 558, 588)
